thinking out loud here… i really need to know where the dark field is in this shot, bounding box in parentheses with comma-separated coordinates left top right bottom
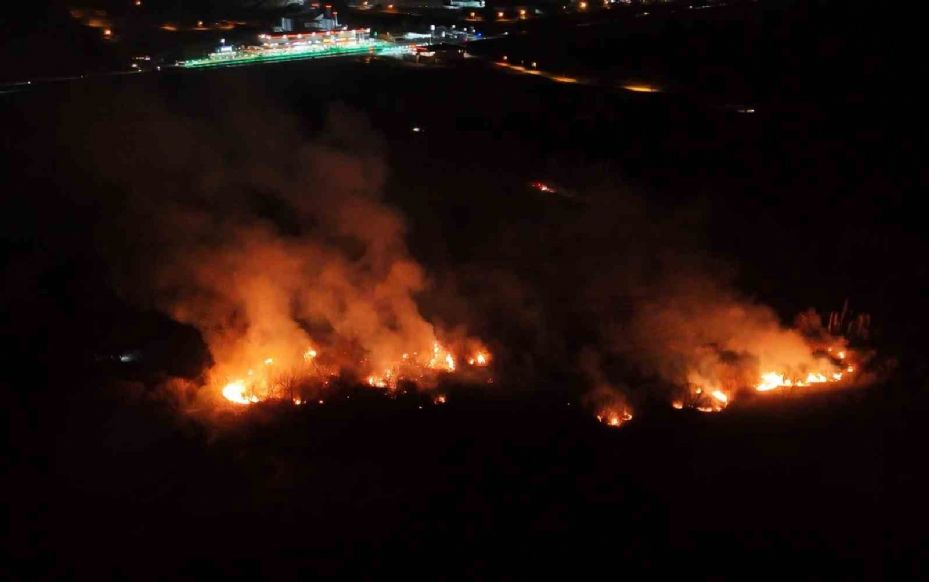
(5, 2, 927, 578)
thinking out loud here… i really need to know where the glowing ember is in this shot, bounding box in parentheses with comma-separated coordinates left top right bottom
(303, 348, 318, 360)
(532, 181, 556, 193)
(433, 394, 447, 404)
(468, 351, 490, 366)
(622, 84, 660, 93)
(596, 409, 633, 428)
(710, 390, 729, 404)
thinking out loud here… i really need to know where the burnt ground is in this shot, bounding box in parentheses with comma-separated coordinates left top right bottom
(5, 1, 928, 578)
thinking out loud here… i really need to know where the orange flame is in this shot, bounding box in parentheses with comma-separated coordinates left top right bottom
(220, 341, 491, 405)
(222, 380, 253, 405)
(596, 409, 633, 428)
(674, 339, 864, 412)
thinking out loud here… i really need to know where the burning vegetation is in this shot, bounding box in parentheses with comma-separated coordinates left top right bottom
(218, 340, 491, 406)
(66, 95, 497, 414)
(69, 89, 878, 427)
(635, 292, 872, 414)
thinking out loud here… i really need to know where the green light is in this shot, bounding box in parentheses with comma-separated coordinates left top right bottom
(181, 41, 405, 69)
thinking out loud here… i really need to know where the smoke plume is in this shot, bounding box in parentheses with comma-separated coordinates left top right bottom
(64, 88, 477, 408)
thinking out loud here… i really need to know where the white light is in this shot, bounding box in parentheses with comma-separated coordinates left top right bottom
(412, 126, 421, 132)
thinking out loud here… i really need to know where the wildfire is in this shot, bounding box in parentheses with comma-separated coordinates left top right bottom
(467, 351, 490, 366)
(686, 386, 729, 413)
(753, 354, 856, 394)
(367, 374, 388, 388)
(220, 340, 491, 406)
(679, 344, 863, 412)
(222, 380, 256, 405)
(427, 342, 456, 372)
(597, 409, 633, 428)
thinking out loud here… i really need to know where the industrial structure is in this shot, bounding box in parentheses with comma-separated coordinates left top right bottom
(180, 29, 405, 68)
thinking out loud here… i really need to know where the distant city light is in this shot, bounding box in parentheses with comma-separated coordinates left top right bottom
(497, 11, 504, 18)
(181, 30, 405, 69)
(103, 28, 112, 37)
(579, 1, 588, 9)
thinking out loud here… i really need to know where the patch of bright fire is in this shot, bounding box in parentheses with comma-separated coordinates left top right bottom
(677, 345, 863, 413)
(597, 409, 633, 428)
(221, 342, 491, 406)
